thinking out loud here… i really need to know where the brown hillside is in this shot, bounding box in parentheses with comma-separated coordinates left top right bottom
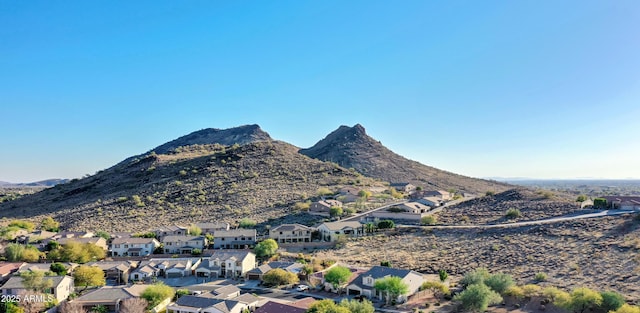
(0, 140, 379, 232)
(300, 124, 510, 194)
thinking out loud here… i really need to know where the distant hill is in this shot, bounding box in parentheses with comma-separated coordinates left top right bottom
(0, 125, 379, 232)
(300, 124, 510, 194)
(0, 179, 69, 188)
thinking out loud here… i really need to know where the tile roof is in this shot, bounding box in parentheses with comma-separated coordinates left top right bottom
(75, 285, 147, 301)
(319, 221, 363, 231)
(1, 275, 70, 289)
(271, 224, 313, 232)
(213, 229, 256, 237)
(111, 237, 159, 245)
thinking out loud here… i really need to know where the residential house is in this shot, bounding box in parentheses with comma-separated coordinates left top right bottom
(86, 261, 138, 285)
(55, 237, 108, 250)
(391, 202, 431, 213)
(345, 266, 425, 303)
(316, 221, 364, 242)
(110, 237, 160, 256)
(310, 265, 366, 293)
(255, 298, 316, 313)
(130, 258, 202, 280)
(71, 284, 149, 313)
(390, 183, 416, 193)
(0, 275, 74, 303)
(602, 196, 640, 211)
(419, 190, 453, 201)
(370, 201, 432, 221)
(196, 222, 230, 234)
(18, 230, 57, 246)
(417, 196, 444, 207)
(308, 200, 343, 216)
(18, 262, 78, 274)
(337, 187, 361, 203)
(162, 235, 207, 254)
(154, 225, 189, 240)
(246, 261, 304, 281)
(269, 224, 314, 243)
(195, 250, 256, 279)
(212, 229, 256, 249)
(167, 295, 246, 313)
(0, 263, 25, 283)
(55, 231, 94, 239)
(179, 285, 259, 311)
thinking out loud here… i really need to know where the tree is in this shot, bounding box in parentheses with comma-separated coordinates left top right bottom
(73, 265, 105, 292)
(90, 305, 108, 313)
(262, 268, 299, 286)
(454, 283, 503, 312)
(376, 220, 395, 229)
(364, 222, 376, 234)
(460, 268, 491, 288)
(188, 224, 202, 236)
(543, 286, 571, 305)
(556, 287, 603, 313)
(48, 241, 106, 263)
(20, 270, 53, 293)
(4, 301, 24, 313)
(20, 247, 42, 262)
(339, 298, 375, 313)
(119, 298, 149, 313)
(324, 266, 352, 292)
(599, 291, 625, 312)
(142, 283, 175, 309)
(439, 269, 448, 282)
(484, 273, 515, 294)
(95, 231, 110, 240)
(5, 243, 25, 261)
(374, 276, 409, 304)
(593, 198, 607, 209)
(255, 239, 278, 258)
(576, 195, 588, 202)
(40, 217, 60, 232)
(329, 206, 343, 217)
(389, 187, 403, 199)
(50, 263, 67, 276)
(307, 299, 350, 313)
(59, 301, 87, 313)
(380, 260, 391, 267)
(358, 190, 372, 200)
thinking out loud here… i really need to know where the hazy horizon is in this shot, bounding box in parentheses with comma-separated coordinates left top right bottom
(2, 1, 639, 182)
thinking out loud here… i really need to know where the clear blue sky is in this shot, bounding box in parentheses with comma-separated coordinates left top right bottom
(1, 1, 639, 182)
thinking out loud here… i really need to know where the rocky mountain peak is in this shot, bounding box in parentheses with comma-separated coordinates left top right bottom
(150, 124, 272, 154)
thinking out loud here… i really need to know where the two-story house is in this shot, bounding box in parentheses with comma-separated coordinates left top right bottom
(390, 183, 417, 194)
(1, 275, 74, 303)
(130, 258, 202, 280)
(154, 225, 189, 240)
(110, 237, 160, 256)
(345, 266, 425, 303)
(195, 250, 256, 279)
(162, 235, 207, 254)
(195, 222, 230, 234)
(316, 221, 364, 242)
(212, 229, 256, 249)
(86, 261, 138, 285)
(269, 224, 315, 244)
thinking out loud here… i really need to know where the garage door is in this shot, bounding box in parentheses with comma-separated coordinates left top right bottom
(167, 272, 183, 278)
(348, 288, 361, 295)
(247, 274, 261, 280)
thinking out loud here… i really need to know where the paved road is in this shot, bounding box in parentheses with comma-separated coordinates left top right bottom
(397, 209, 637, 230)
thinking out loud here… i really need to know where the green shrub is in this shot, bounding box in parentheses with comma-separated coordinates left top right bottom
(454, 283, 502, 312)
(505, 208, 521, 219)
(421, 215, 437, 225)
(534, 272, 547, 282)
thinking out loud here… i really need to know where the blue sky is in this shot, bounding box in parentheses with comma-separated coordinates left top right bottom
(1, 1, 639, 182)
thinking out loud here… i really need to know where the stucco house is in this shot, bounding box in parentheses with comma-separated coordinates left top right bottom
(269, 224, 314, 243)
(195, 250, 256, 279)
(162, 235, 207, 254)
(316, 221, 364, 242)
(0, 275, 74, 303)
(130, 258, 201, 280)
(246, 261, 304, 281)
(390, 183, 417, 193)
(110, 237, 160, 256)
(602, 196, 640, 211)
(308, 200, 343, 216)
(212, 229, 256, 249)
(345, 266, 425, 303)
(154, 225, 189, 240)
(71, 284, 150, 313)
(196, 222, 231, 234)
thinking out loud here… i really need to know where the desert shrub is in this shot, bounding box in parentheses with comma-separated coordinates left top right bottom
(8, 220, 35, 232)
(522, 284, 542, 297)
(534, 272, 548, 282)
(454, 283, 502, 312)
(611, 304, 640, 313)
(593, 198, 607, 208)
(377, 220, 395, 229)
(330, 206, 343, 217)
(485, 273, 514, 294)
(317, 187, 334, 196)
(485, 191, 495, 196)
(556, 287, 602, 313)
(439, 269, 448, 282)
(599, 291, 625, 312)
(505, 208, 521, 219)
(460, 268, 491, 288)
(294, 201, 311, 211)
(339, 298, 375, 313)
(421, 215, 437, 225)
(576, 195, 588, 202)
(41, 217, 60, 232)
(239, 218, 256, 228)
(505, 286, 524, 299)
(543, 286, 571, 305)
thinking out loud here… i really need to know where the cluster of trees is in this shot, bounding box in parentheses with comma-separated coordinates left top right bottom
(48, 241, 106, 263)
(5, 243, 43, 262)
(454, 268, 511, 312)
(307, 299, 374, 313)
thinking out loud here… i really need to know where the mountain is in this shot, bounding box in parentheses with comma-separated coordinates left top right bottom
(300, 124, 509, 194)
(149, 124, 272, 155)
(0, 126, 379, 232)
